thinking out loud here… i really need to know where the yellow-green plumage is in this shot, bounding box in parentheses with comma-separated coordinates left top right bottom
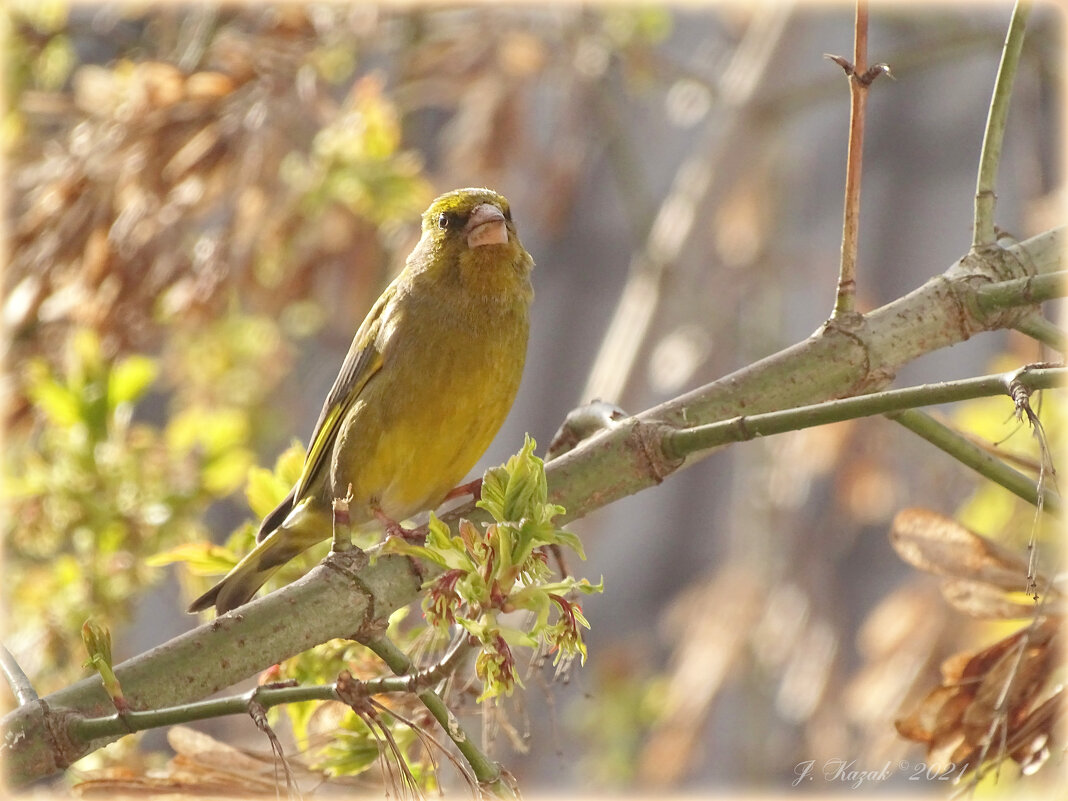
(189, 188, 533, 614)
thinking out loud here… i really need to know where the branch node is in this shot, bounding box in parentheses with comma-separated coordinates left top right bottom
(728, 415, 754, 442)
(321, 549, 378, 634)
(632, 420, 681, 481)
(335, 669, 373, 714)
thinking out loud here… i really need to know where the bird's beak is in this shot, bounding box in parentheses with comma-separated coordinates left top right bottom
(465, 203, 509, 248)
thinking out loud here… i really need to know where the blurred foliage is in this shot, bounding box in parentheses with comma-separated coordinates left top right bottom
(149, 440, 335, 605)
(3, 330, 246, 693)
(3, 2, 76, 145)
(570, 649, 667, 786)
(4, 0, 668, 707)
(4, 2, 674, 411)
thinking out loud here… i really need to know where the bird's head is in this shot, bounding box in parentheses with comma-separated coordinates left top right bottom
(412, 188, 534, 297)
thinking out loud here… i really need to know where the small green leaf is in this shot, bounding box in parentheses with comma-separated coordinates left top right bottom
(552, 529, 587, 560)
(81, 618, 112, 666)
(82, 618, 126, 711)
(107, 355, 158, 407)
(477, 465, 508, 520)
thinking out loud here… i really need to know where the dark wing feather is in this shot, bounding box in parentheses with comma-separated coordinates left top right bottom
(262, 285, 393, 539)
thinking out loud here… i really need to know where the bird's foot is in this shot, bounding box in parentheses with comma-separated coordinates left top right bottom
(372, 506, 425, 544)
(441, 478, 483, 503)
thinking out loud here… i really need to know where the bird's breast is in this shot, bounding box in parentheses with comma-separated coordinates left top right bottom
(329, 293, 529, 523)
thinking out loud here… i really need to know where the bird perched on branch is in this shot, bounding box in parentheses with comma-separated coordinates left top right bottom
(189, 188, 534, 614)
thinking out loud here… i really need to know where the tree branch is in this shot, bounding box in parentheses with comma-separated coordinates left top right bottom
(886, 407, 1060, 513)
(973, 1, 1031, 248)
(830, 1, 870, 319)
(544, 228, 1063, 524)
(363, 635, 515, 798)
(660, 364, 1063, 474)
(976, 270, 1066, 310)
(68, 638, 477, 744)
(1, 549, 432, 786)
(1014, 312, 1067, 353)
(0, 645, 39, 706)
(2, 227, 1062, 788)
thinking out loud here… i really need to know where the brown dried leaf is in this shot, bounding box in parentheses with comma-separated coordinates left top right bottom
(897, 617, 1061, 779)
(962, 624, 1056, 745)
(1008, 693, 1062, 773)
(889, 508, 1032, 590)
(926, 730, 972, 774)
(932, 688, 972, 743)
(939, 578, 1040, 620)
(939, 650, 973, 683)
(72, 726, 295, 797)
(895, 684, 959, 743)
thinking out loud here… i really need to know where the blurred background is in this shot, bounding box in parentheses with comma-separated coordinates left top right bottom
(4, 1, 1063, 796)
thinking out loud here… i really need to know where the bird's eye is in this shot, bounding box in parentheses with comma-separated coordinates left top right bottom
(438, 212, 450, 229)
(502, 206, 512, 222)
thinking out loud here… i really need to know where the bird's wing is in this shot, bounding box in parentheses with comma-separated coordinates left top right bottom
(291, 287, 392, 502)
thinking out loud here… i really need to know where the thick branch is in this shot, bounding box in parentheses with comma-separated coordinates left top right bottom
(546, 229, 1062, 523)
(3, 228, 1062, 787)
(1, 550, 430, 786)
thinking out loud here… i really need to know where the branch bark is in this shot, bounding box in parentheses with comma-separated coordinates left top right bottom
(2, 227, 1062, 787)
(547, 228, 1063, 523)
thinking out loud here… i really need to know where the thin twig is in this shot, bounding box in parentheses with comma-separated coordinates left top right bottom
(887, 407, 1060, 514)
(663, 365, 1065, 514)
(364, 634, 515, 798)
(68, 643, 477, 744)
(827, 1, 892, 320)
(662, 365, 1065, 456)
(832, 0, 868, 319)
(71, 683, 335, 741)
(973, 1, 1032, 248)
(0, 645, 39, 705)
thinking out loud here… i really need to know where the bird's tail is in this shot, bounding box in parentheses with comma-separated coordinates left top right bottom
(187, 528, 310, 615)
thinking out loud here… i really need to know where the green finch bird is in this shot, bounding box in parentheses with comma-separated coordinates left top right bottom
(189, 188, 533, 614)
